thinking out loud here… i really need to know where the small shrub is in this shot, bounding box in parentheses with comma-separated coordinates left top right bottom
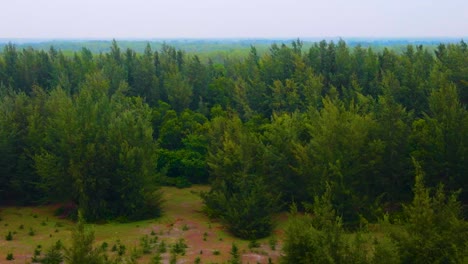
(101, 241, 108, 251)
(203, 232, 208, 241)
(19, 224, 24, 230)
(169, 251, 177, 264)
(248, 240, 260, 249)
(130, 246, 141, 259)
(230, 243, 241, 264)
(182, 224, 189, 231)
(150, 251, 162, 264)
(150, 230, 156, 236)
(269, 236, 277, 250)
(5, 231, 13, 241)
(41, 220, 47, 226)
(194, 256, 201, 264)
(171, 238, 188, 256)
(158, 240, 167, 253)
(29, 227, 35, 236)
(118, 244, 126, 256)
(6, 253, 14, 261)
(54, 240, 63, 250)
(212, 249, 220, 255)
(41, 244, 63, 264)
(140, 235, 151, 254)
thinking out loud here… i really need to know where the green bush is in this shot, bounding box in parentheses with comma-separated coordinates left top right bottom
(5, 231, 12, 241)
(201, 174, 280, 239)
(63, 212, 106, 264)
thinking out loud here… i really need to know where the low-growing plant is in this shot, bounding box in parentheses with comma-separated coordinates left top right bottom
(6, 253, 14, 261)
(41, 243, 64, 264)
(269, 236, 277, 251)
(34, 247, 42, 256)
(29, 227, 35, 236)
(171, 238, 188, 256)
(158, 240, 167, 253)
(150, 251, 162, 264)
(140, 234, 151, 254)
(248, 239, 260, 249)
(101, 241, 108, 251)
(170, 251, 177, 264)
(5, 231, 13, 241)
(229, 243, 241, 264)
(212, 249, 220, 255)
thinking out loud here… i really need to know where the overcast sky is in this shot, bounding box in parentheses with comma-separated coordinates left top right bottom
(1, 0, 467, 39)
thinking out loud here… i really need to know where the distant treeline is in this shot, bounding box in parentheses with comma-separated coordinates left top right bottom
(0, 39, 466, 231)
(1, 37, 464, 57)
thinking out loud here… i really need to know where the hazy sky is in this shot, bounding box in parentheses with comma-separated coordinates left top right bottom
(1, 0, 467, 39)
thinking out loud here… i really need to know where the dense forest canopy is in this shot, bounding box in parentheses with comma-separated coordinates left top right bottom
(0, 39, 466, 230)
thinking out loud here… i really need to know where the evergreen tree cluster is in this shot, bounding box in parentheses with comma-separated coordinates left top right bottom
(0, 40, 466, 233)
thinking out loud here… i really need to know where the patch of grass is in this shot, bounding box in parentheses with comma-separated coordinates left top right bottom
(0, 186, 284, 263)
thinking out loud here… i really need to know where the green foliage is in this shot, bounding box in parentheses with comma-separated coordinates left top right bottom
(0, 40, 467, 246)
(281, 187, 370, 264)
(6, 252, 13, 261)
(150, 251, 162, 264)
(202, 173, 280, 239)
(390, 160, 468, 263)
(229, 243, 241, 264)
(5, 231, 12, 241)
(202, 115, 280, 239)
(63, 212, 105, 264)
(268, 236, 277, 251)
(248, 240, 260, 250)
(40, 242, 64, 264)
(171, 238, 188, 256)
(139, 235, 151, 254)
(34, 73, 160, 221)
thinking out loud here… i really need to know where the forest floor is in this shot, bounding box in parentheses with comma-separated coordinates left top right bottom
(0, 185, 285, 263)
